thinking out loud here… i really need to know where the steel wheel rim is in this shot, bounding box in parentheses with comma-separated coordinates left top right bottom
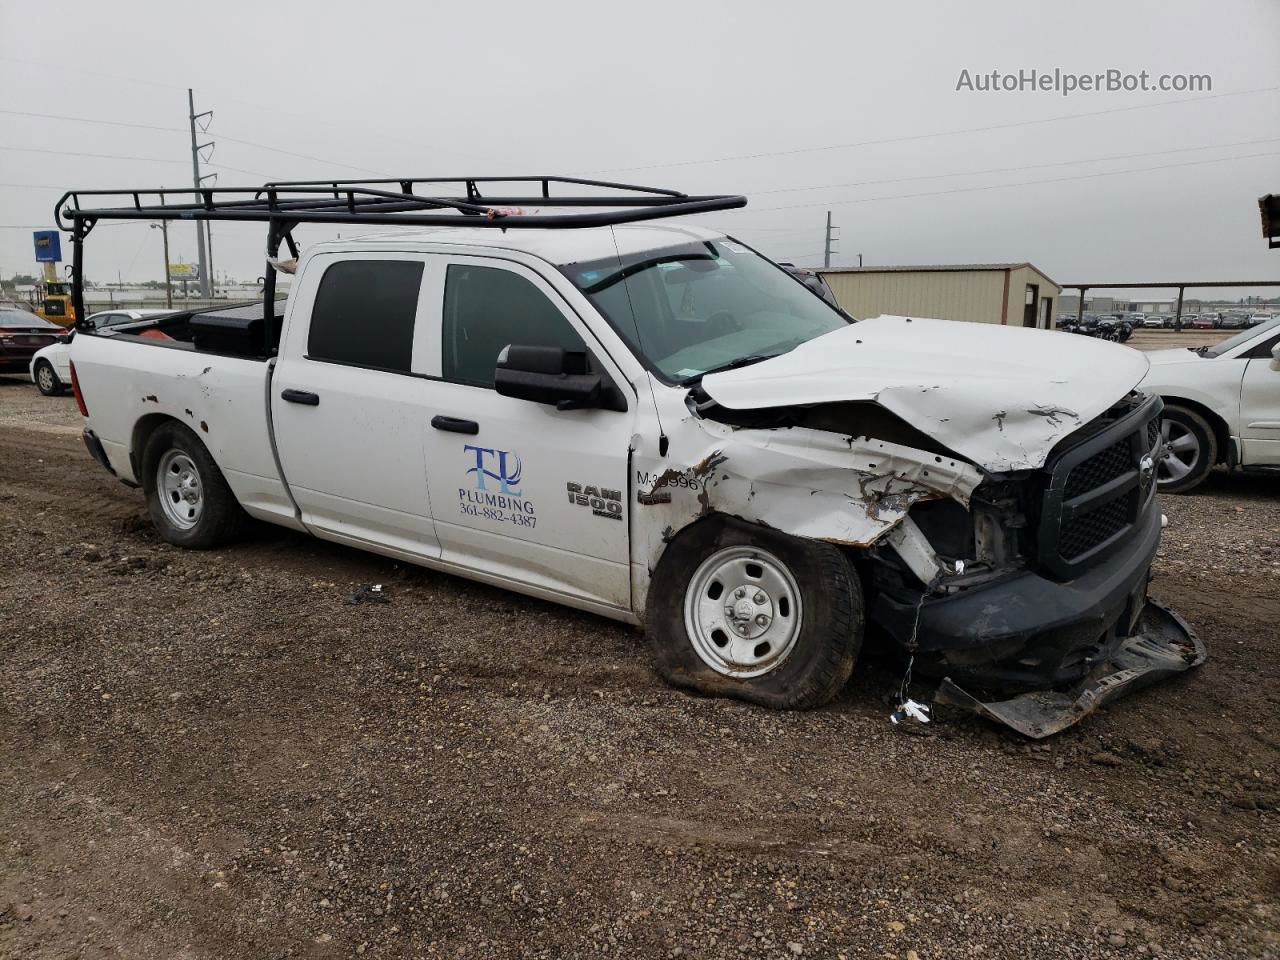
(37, 365, 54, 391)
(1157, 419, 1200, 485)
(683, 545, 803, 678)
(157, 449, 203, 530)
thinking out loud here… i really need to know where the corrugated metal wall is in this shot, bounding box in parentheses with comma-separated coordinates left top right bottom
(822, 270, 1007, 325)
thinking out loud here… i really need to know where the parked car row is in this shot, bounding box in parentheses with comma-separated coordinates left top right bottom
(1059, 312, 1275, 331)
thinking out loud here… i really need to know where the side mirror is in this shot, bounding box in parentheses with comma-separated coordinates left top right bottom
(57, 333, 73, 345)
(494, 345, 625, 412)
(1270, 343, 1280, 372)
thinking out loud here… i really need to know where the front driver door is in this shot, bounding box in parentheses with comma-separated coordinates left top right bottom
(419, 255, 634, 612)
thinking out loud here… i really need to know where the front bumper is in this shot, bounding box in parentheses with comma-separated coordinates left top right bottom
(935, 600, 1205, 738)
(873, 502, 1170, 691)
(871, 501, 1205, 736)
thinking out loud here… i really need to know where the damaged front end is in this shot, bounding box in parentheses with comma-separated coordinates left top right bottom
(643, 363, 1203, 736)
(864, 391, 1204, 736)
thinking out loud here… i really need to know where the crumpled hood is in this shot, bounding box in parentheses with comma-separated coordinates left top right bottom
(701, 315, 1150, 472)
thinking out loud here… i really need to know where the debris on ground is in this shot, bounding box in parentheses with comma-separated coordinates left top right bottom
(345, 583, 389, 606)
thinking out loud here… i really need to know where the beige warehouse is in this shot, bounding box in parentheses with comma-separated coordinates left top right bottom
(817, 263, 1061, 329)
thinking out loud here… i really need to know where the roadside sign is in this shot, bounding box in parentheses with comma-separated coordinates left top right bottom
(169, 262, 199, 281)
(33, 230, 61, 263)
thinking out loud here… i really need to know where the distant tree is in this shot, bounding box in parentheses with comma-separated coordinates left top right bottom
(9, 273, 37, 285)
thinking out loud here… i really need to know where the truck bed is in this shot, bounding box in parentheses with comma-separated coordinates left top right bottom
(71, 303, 301, 530)
(109, 300, 285, 359)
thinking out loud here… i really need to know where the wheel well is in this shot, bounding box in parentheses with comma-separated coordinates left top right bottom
(1159, 395, 1231, 465)
(131, 414, 183, 487)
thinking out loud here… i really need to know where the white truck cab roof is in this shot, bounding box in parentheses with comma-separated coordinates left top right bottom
(310, 222, 726, 267)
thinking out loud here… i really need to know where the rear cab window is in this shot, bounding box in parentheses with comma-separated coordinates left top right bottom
(308, 259, 425, 372)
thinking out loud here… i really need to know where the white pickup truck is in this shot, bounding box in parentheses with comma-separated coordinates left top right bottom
(60, 178, 1203, 736)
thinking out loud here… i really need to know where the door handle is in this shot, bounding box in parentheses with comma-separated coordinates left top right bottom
(281, 388, 320, 406)
(431, 415, 479, 435)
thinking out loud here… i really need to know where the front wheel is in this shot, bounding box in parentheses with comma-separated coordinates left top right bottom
(646, 517, 863, 710)
(142, 422, 245, 548)
(34, 361, 63, 396)
(1157, 404, 1217, 494)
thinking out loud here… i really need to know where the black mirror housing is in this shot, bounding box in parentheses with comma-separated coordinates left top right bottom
(494, 345, 625, 411)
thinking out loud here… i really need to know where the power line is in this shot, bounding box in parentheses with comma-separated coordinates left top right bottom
(751, 150, 1280, 215)
(0, 144, 184, 164)
(750, 136, 1280, 197)
(590, 85, 1280, 174)
(213, 134, 384, 176)
(0, 105, 383, 177)
(0, 54, 429, 154)
(0, 108, 185, 133)
(0, 222, 147, 229)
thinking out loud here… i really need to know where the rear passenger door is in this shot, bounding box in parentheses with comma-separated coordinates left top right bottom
(419, 256, 634, 611)
(271, 252, 441, 559)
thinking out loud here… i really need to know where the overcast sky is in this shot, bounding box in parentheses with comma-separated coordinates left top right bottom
(2, 0, 1278, 297)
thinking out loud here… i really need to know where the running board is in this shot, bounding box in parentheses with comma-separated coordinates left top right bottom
(935, 600, 1206, 739)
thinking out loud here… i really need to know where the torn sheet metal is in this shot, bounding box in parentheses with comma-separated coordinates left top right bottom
(634, 416, 984, 574)
(935, 600, 1205, 738)
(700, 316, 1151, 472)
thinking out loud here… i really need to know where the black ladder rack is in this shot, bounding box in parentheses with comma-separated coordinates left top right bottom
(54, 175, 747, 337)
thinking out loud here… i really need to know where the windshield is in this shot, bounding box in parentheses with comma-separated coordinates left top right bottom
(1203, 317, 1280, 357)
(0, 310, 58, 328)
(561, 238, 849, 382)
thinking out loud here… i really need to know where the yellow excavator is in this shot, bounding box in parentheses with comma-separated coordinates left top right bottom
(32, 231, 76, 327)
(36, 276, 77, 327)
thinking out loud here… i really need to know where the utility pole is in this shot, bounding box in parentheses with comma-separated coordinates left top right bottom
(187, 88, 213, 298)
(823, 211, 838, 269)
(205, 221, 215, 298)
(150, 220, 172, 308)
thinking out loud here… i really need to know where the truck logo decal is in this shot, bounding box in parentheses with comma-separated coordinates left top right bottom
(459, 445, 537, 528)
(567, 482, 623, 521)
(465, 445, 522, 496)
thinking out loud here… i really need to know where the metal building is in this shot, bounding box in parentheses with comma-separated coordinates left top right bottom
(817, 263, 1061, 329)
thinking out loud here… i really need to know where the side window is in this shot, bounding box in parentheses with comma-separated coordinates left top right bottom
(1246, 334, 1280, 360)
(442, 264, 586, 387)
(308, 259, 424, 372)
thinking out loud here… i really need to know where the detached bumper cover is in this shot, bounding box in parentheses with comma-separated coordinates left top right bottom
(935, 599, 1205, 738)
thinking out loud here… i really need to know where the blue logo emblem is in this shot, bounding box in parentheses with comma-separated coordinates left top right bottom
(464, 445, 523, 496)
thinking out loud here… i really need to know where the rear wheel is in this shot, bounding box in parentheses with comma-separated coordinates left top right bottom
(646, 517, 862, 709)
(34, 361, 62, 396)
(143, 422, 245, 548)
(1157, 404, 1217, 494)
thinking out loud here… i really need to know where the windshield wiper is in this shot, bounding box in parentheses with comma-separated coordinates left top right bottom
(681, 354, 776, 385)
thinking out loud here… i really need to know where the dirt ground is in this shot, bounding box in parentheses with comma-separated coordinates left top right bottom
(1, 366, 1277, 960)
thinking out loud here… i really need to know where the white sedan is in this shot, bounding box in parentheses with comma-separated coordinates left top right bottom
(29, 309, 170, 396)
(1140, 318, 1280, 492)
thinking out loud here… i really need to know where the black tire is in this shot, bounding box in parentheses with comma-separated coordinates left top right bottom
(646, 516, 863, 710)
(34, 360, 63, 396)
(142, 421, 245, 548)
(1157, 404, 1218, 494)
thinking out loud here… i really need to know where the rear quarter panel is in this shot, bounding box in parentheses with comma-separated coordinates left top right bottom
(70, 334, 297, 524)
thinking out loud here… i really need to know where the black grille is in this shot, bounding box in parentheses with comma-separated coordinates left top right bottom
(1036, 396, 1162, 578)
(1064, 438, 1131, 499)
(1060, 496, 1129, 559)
